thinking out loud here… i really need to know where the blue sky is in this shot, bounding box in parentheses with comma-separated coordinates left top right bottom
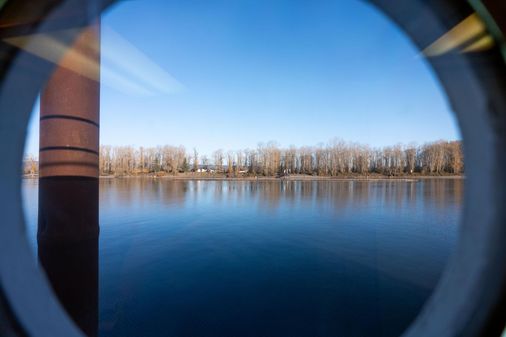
(25, 0, 460, 157)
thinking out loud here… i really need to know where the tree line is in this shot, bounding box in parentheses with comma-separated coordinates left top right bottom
(23, 139, 463, 177)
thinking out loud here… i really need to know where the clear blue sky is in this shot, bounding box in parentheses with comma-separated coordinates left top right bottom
(24, 0, 460, 157)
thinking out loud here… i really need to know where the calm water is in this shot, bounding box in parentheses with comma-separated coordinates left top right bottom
(23, 178, 463, 337)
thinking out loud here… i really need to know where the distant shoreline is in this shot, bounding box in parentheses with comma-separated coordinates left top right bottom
(23, 174, 465, 181)
(100, 174, 465, 182)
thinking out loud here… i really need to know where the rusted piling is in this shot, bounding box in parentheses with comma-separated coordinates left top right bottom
(39, 21, 100, 178)
(38, 20, 100, 337)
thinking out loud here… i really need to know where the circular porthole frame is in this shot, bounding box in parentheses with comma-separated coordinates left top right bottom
(0, 0, 505, 336)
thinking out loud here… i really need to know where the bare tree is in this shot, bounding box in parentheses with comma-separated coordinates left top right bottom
(405, 144, 417, 174)
(213, 149, 224, 173)
(192, 148, 199, 172)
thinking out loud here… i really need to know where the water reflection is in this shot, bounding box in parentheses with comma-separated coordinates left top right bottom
(100, 178, 463, 215)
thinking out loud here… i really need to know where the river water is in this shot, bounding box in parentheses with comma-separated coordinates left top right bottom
(22, 178, 463, 337)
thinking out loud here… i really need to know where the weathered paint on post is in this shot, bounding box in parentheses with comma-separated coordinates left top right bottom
(39, 21, 100, 178)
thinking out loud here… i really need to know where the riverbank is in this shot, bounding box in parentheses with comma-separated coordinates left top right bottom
(23, 174, 465, 181)
(23, 173, 463, 181)
(23, 173, 465, 181)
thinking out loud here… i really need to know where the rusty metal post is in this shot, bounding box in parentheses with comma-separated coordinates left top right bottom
(37, 20, 100, 337)
(39, 22, 100, 178)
